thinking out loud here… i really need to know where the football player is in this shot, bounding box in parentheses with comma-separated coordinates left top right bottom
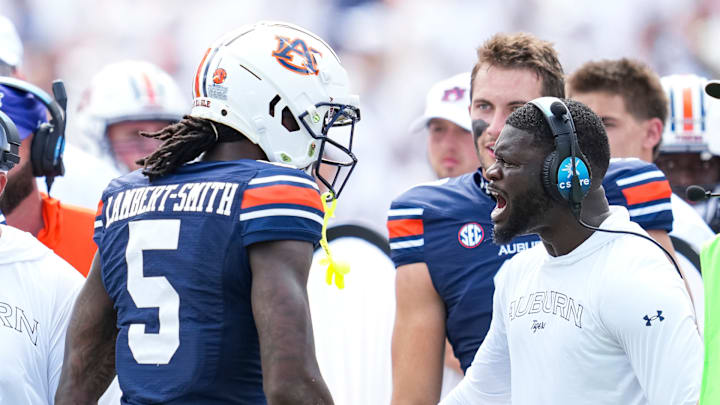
(410, 72, 480, 179)
(567, 61, 711, 331)
(55, 21, 360, 405)
(440, 99, 701, 405)
(73, 60, 187, 174)
(388, 33, 560, 405)
(656, 74, 720, 231)
(44, 61, 186, 209)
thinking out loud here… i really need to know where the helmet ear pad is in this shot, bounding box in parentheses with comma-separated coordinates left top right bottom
(541, 150, 564, 202)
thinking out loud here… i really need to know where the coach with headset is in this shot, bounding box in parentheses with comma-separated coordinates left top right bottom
(439, 98, 701, 405)
(0, 78, 97, 276)
(0, 106, 84, 404)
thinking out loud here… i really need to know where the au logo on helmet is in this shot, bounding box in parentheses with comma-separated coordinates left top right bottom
(272, 36, 322, 76)
(212, 68, 227, 84)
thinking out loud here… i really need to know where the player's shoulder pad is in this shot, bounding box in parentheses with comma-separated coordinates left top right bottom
(245, 162, 323, 212)
(391, 177, 453, 206)
(606, 157, 665, 178)
(102, 170, 149, 196)
(254, 160, 317, 182)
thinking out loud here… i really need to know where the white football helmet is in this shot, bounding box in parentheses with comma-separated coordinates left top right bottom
(190, 21, 361, 198)
(74, 60, 187, 170)
(661, 74, 720, 157)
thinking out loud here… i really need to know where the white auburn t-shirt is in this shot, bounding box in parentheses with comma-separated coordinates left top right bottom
(441, 207, 702, 405)
(0, 225, 84, 405)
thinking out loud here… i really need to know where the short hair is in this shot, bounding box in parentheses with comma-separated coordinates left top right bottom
(506, 98, 610, 184)
(470, 33, 565, 99)
(566, 58, 667, 157)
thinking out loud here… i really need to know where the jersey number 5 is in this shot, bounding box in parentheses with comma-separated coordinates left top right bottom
(126, 219, 181, 364)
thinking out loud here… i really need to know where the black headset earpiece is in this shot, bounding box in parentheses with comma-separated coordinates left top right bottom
(529, 97, 592, 217)
(531, 99, 689, 296)
(0, 110, 21, 171)
(0, 77, 67, 191)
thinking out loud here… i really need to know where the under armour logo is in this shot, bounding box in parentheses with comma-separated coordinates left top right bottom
(441, 87, 465, 102)
(643, 310, 664, 326)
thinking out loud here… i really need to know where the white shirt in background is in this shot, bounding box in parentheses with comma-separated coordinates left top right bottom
(0, 225, 84, 405)
(441, 207, 702, 405)
(308, 233, 396, 405)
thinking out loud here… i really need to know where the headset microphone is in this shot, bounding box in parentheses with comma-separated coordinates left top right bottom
(549, 101, 567, 118)
(686, 184, 720, 202)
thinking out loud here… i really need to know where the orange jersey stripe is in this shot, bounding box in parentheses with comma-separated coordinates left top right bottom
(194, 48, 211, 97)
(622, 180, 672, 205)
(387, 218, 424, 239)
(682, 87, 693, 132)
(95, 199, 104, 217)
(241, 185, 323, 211)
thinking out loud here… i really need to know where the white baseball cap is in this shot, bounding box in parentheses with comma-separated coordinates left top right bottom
(409, 72, 471, 133)
(0, 15, 22, 67)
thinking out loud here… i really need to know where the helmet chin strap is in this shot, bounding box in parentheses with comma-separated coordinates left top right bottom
(209, 121, 219, 142)
(318, 191, 350, 289)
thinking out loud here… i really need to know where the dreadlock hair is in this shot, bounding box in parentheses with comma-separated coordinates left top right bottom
(136, 115, 235, 181)
(506, 98, 610, 187)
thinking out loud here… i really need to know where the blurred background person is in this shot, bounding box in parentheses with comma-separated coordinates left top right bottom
(46, 60, 187, 209)
(567, 59, 711, 332)
(0, 14, 22, 77)
(0, 101, 84, 405)
(0, 80, 97, 276)
(410, 72, 479, 179)
(72, 60, 187, 174)
(656, 74, 720, 232)
(0, 13, 122, 211)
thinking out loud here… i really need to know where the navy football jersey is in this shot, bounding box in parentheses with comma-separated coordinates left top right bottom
(387, 170, 540, 372)
(93, 160, 324, 404)
(603, 158, 674, 232)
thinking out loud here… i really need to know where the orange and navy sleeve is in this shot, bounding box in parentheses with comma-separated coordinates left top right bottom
(240, 168, 324, 246)
(603, 159, 673, 232)
(387, 201, 425, 267)
(93, 193, 107, 248)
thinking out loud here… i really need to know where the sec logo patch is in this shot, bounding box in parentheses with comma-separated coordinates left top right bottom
(458, 222, 484, 248)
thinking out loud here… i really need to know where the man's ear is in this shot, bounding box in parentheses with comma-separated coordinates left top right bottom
(0, 172, 7, 196)
(644, 117, 664, 153)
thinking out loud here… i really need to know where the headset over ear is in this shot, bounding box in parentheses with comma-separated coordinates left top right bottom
(529, 97, 592, 218)
(0, 110, 21, 171)
(0, 76, 67, 191)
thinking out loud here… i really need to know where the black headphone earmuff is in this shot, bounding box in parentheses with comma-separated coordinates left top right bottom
(0, 110, 21, 171)
(529, 97, 592, 217)
(0, 77, 67, 189)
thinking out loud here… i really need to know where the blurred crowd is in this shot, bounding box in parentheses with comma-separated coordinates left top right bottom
(2, 0, 720, 230)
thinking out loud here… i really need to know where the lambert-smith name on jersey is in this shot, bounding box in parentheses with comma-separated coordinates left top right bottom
(102, 181, 239, 228)
(93, 160, 324, 404)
